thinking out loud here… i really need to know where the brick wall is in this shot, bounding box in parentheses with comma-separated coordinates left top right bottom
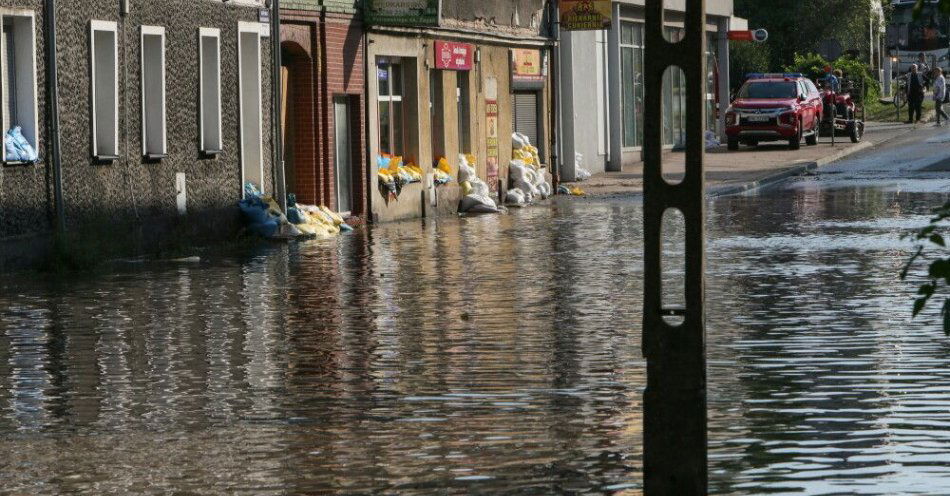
(321, 11, 365, 215)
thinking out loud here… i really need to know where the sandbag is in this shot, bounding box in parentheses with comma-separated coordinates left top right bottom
(506, 188, 526, 206)
(458, 194, 498, 214)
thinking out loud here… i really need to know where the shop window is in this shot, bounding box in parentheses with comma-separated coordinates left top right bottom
(141, 26, 166, 159)
(199, 28, 222, 154)
(706, 32, 718, 133)
(1, 13, 38, 163)
(457, 72, 471, 153)
(663, 27, 686, 147)
(620, 22, 644, 148)
(238, 22, 263, 193)
(90, 20, 118, 160)
(377, 58, 405, 156)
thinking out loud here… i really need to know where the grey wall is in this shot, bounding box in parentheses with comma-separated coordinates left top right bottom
(1, 0, 275, 242)
(560, 29, 605, 180)
(0, 0, 49, 239)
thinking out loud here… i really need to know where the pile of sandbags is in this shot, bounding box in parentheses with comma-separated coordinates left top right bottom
(378, 155, 425, 201)
(457, 154, 499, 214)
(506, 133, 553, 207)
(239, 183, 302, 239)
(574, 152, 592, 181)
(286, 194, 353, 238)
(434, 157, 453, 185)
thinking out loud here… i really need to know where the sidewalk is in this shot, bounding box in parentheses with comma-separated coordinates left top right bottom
(566, 121, 920, 197)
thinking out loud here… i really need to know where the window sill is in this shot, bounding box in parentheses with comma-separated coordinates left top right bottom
(200, 149, 222, 158)
(144, 153, 167, 161)
(3, 159, 39, 166)
(94, 155, 120, 164)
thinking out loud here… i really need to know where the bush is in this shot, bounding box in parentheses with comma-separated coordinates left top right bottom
(784, 52, 880, 100)
(729, 40, 771, 91)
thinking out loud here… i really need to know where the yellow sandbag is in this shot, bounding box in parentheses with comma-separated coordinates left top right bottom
(465, 154, 477, 166)
(461, 181, 473, 195)
(438, 157, 452, 174)
(389, 156, 403, 173)
(320, 206, 345, 225)
(570, 187, 586, 196)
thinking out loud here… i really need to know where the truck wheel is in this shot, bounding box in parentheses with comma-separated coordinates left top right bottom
(806, 117, 819, 146)
(727, 137, 739, 151)
(849, 122, 863, 143)
(789, 122, 802, 150)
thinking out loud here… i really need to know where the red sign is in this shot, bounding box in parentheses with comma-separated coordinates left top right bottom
(434, 41, 473, 71)
(728, 29, 768, 43)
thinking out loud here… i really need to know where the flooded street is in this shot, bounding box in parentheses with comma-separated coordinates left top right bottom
(4, 146, 950, 492)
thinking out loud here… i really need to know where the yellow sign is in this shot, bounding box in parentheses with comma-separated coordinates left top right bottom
(560, 0, 611, 31)
(511, 49, 542, 78)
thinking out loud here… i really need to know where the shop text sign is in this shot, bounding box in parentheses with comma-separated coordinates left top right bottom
(559, 0, 611, 31)
(434, 41, 474, 71)
(364, 0, 440, 27)
(486, 99, 499, 191)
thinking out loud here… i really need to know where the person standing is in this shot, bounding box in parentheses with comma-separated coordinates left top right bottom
(935, 68, 948, 127)
(908, 64, 926, 124)
(918, 53, 932, 89)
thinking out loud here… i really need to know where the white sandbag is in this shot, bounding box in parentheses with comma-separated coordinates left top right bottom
(537, 181, 552, 198)
(514, 178, 538, 197)
(470, 179, 490, 198)
(509, 161, 529, 182)
(512, 133, 527, 149)
(506, 188, 526, 206)
(459, 161, 476, 184)
(459, 194, 499, 214)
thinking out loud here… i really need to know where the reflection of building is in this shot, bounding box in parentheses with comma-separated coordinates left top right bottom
(280, 0, 367, 217)
(558, 0, 746, 180)
(366, 1, 555, 222)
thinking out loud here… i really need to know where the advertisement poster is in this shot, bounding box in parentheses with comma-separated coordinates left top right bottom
(511, 49, 544, 89)
(486, 99, 499, 192)
(364, 0, 440, 26)
(434, 41, 474, 71)
(559, 0, 612, 31)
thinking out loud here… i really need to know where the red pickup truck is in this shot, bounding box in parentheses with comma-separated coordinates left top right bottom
(725, 73, 824, 151)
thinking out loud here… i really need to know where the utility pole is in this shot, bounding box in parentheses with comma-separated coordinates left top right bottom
(642, 0, 707, 493)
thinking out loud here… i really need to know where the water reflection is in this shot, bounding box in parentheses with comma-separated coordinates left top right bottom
(2, 186, 950, 493)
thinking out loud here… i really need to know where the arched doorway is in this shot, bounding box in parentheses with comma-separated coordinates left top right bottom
(280, 41, 317, 205)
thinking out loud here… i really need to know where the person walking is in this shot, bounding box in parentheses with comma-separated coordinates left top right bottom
(907, 64, 926, 124)
(935, 68, 948, 127)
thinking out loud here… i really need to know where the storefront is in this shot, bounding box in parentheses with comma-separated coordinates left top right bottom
(365, 1, 554, 222)
(558, 0, 747, 181)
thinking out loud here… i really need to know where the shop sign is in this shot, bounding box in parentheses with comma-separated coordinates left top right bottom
(559, 0, 611, 31)
(486, 99, 499, 191)
(364, 0, 440, 27)
(511, 49, 545, 90)
(434, 41, 473, 71)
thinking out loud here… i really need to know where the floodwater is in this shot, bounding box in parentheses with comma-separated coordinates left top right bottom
(2, 182, 950, 494)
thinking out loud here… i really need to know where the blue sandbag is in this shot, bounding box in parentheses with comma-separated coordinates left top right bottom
(287, 207, 303, 225)
(340, 223, 354, 232)
(248, 219, 279, 238)
(239, 199, 271, 225)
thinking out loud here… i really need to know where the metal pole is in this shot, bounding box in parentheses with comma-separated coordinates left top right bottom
(45, 0, 65, 234)
(271, 0, 287, 212)
(550, 0, 561, 191)
(642, 0, 707, 493)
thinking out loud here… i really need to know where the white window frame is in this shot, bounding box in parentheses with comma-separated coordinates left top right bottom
(237, 21, 263, 196)
(198, 27, 222, 155)
(0, 9, 39, 164)
(90, 20, 118, 160)
(140, 25, 166, 158)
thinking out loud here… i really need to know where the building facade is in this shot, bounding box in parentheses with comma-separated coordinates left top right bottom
(280, 0, 366, 218)
(558, 0, 746, 180)
(366, 0, 556, 222)
(0, 0, 275, 257)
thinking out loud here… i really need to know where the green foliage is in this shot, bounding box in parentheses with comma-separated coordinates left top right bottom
(784, 53, 880, 100)
(729, 40, 771, 91)
(902, 200, 950, 334)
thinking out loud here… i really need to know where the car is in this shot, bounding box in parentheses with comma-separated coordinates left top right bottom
(725, 73, 824, 151)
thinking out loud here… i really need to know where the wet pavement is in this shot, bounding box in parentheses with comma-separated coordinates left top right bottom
(4, 129, 950, 494)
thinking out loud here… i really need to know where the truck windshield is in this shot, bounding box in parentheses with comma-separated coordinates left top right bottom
(737, 82, 798, 99)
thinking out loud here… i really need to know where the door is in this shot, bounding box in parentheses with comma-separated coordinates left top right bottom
(334, 96, 353, 213)
(513, 91, 540, 151)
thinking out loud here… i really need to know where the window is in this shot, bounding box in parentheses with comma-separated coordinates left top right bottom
(199, 28, 222, 154)
(663, 27, 686, 147)
(457, 72, 471, 153)
(620, 22, 644, 148)
(705, 32, 718, 132)
(377, 58, 405, 156)
(238, 22, 263, 193)
(140, 26, 165, 158)
(90, 20, 118, 160)
(1, 12, 38, 163)
(429, 69, 444, 160)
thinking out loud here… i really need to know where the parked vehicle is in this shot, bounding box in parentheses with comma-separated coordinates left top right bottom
(725, 73, 824, 150)
(817, 77, 865, 143)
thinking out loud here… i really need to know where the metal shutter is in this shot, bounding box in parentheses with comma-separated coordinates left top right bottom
(513, 92, 538, 148)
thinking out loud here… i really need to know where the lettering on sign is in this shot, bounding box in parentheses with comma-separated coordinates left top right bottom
(434, 41, 474, 71)
(559, 0, 611, 31)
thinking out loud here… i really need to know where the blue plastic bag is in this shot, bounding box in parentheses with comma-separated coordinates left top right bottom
(5, 127, 36, 162)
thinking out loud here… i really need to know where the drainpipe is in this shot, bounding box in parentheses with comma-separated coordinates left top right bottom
(364, 17, 373, 221)
(271, 0, 286, 211)
(45, 0, 65, 234)
(550, 0, 561, 191)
